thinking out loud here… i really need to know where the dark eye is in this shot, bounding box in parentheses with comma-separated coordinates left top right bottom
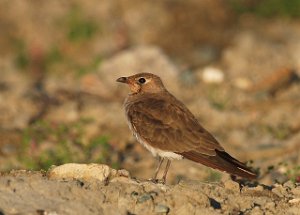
(138, 77, 146, 84)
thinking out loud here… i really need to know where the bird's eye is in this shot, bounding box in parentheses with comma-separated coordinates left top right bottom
(138, 77, 146, 84)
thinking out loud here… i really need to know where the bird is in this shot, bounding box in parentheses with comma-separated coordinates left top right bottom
(116, 73, 257, 183)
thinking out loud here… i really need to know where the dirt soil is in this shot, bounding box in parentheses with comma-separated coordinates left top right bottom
(0, 164, 299, 215)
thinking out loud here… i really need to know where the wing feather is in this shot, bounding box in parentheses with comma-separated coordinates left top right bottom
(125, 94, 224, 155)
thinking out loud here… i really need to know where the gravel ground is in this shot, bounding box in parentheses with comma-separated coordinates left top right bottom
(0, 164, 300, 215)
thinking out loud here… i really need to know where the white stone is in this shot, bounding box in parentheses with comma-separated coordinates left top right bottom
(289, 198, 300, 204)
(48, 163, 130, 182)
(201, 67, 224, 83)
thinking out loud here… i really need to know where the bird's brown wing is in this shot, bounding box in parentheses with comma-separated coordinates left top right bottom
(126, 95, 224, 155)
(126, 95, 256, 179)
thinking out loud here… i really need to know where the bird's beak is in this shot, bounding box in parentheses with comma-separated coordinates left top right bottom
(116, 76, 128, 84)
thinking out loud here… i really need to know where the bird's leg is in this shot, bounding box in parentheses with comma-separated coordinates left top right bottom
(161, 159, 171, 184)
(152, 157, 164, 182)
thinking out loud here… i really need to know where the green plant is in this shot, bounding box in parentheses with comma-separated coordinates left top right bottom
(13, 39, 29, 70)
(206, 85, 230, 111)
(229, 0, 300, 18)
(286, 165, 300, 183)
(20, 119, 118, 170)
(66, 6, 98, 42)
(205, 169, 222, 182)
(265, 123, 291, 140)
(45, 46, 63, 67)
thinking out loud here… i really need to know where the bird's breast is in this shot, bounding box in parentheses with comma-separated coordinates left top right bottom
(124, 96, 183, 160)
(127, 118, 183, 160)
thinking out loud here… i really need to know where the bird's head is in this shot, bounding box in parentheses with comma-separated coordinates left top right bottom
(116, 73, 166, 94)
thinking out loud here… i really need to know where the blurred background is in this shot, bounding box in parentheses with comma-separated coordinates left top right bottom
(0, 0, 300, 185)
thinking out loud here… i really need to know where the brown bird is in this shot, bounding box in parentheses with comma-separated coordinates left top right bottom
(117, 73, 256, 183)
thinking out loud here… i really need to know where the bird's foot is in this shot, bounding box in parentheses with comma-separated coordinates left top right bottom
(148, 178, 159, 183)
(148, 178, 166, 184)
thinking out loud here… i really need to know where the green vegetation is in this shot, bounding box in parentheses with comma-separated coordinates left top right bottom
(66, 5, 98, 42)
(73, 55, 102, 77)
(267, 124, 291, 140)
(205, 169, 222, 182)
(206, 85, 230, 111)
(286, 165, 300, 183)
(230, 0, 300, 18)
(13, 39, 101, 77)
(45, 46, 64, 66)
(246, 122, 292, 141)
(13, 4, 101, 77)
(268, 162, 300, 183)
(20, 119, 118, 170)
(14, 39, 29, 70)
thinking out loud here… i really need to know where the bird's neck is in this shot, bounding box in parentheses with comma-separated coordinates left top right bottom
(126, 90, 171, 102)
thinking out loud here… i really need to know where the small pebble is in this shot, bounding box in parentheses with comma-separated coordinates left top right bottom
(244, 185, 264, 192)
(284, 181, 295, 189)
(201, 66, 224, 84)
(291, 187, 300, 197)
(223, 180, 240, 192)
(137, 194, 152, 203)
(131, 191, 139, 198)
(289, 198, 300, 204)
(272, 185, 286, 197)
(250, 206, 263, 215)
(264, 201, 275, 209)
(117, 169, 130, 177)
(154, 204, 169, 213)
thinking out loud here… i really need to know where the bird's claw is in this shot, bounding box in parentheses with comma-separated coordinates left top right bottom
(148, 178, 166, 184)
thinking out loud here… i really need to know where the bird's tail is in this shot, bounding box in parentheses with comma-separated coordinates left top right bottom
(179, 150, 257, 180)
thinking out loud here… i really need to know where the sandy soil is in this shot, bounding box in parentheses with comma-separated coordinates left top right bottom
(0, 164, 299, 215)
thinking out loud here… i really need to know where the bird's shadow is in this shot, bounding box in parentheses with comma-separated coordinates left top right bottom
(230, 175, 273, 191)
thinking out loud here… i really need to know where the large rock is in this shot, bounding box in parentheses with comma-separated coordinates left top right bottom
(222, 23, 300, 83)
(48, 163, 130, 182)
(80, 46, 180, 100)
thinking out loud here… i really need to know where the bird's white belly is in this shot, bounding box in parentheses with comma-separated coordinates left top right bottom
(125, 104, 183, 160)
(132, 130, 183, 160)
